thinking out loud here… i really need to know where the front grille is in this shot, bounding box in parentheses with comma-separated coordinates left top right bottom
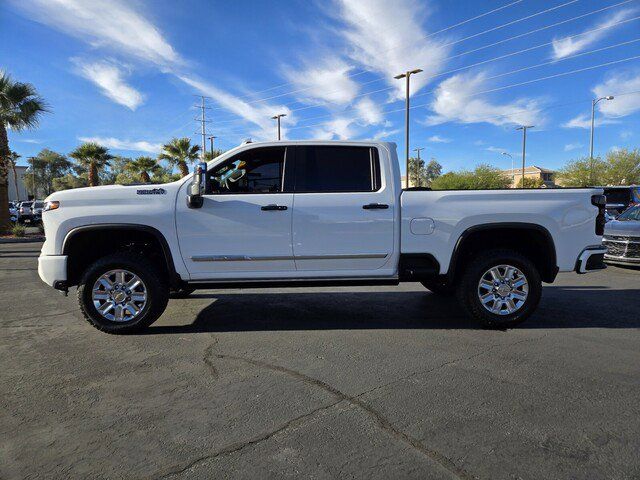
(603, 235, 640, 259)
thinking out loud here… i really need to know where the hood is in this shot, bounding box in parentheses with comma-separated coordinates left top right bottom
(45, 180, 184, 205)
(605, 219, 640, 237)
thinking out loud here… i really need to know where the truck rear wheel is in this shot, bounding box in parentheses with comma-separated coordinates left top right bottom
(77, 252, 169, 334)
(457, 249, 541, 329)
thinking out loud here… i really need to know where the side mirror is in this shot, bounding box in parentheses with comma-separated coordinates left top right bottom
(187, 162, 207, 209)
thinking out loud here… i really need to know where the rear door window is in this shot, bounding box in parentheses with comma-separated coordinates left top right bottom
(294, 146, 381, 193)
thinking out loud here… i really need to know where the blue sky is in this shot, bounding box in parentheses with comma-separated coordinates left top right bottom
(2, 0, 640, 174)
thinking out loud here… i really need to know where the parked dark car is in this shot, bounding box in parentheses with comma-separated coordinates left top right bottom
(603, 204, 640, 266)
(602, 186, 640, 215)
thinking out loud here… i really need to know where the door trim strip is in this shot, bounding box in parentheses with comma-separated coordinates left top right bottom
(191, 253, 388, 262)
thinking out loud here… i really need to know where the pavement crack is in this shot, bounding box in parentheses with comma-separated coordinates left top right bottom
(208, 352, 476, 480)
(202, 338, 219, 379)
(155, 399, 342, 479)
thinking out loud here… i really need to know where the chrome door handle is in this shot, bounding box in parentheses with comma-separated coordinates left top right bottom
(261, 204, 288, 211)
(362, 203, 389, 210)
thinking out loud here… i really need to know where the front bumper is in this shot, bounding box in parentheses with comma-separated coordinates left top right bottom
(38, 255, 68, 289)
(575, 246, 607, 274)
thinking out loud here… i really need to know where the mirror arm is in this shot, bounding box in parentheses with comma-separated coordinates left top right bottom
(187, 162, 207, 209)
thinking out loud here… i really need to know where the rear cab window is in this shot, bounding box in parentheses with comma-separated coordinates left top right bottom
(293, 146, 381, 193)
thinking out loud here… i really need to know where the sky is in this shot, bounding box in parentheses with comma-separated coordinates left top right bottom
(1, 0, 640, 175)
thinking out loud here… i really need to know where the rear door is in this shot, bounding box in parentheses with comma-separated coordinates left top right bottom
(291, 145, 395, 274)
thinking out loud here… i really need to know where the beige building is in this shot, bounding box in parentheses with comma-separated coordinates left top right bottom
(502, 165, 556, 188)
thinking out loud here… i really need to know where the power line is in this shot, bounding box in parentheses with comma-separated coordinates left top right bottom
(210, 0, 580, 111)
(211, 0, 637, 125)
(216, 55, 640, 137)
(230, 0, 526, 101)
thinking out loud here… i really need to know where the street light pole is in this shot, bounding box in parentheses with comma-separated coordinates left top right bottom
(208, 135, 217, 155)
(395, 68, 422, 188)
(271, 114, 287, 141)
(589, 95, 614, 185)
(502, 152, 514, 186)
(515, 126, 534, 188)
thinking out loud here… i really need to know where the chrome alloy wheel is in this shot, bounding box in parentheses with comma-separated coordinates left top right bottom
(92, 269, 147, 322)
(477, 264, 529, 316)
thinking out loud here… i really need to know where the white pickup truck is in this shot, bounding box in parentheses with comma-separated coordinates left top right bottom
(38, 141, 607, 333)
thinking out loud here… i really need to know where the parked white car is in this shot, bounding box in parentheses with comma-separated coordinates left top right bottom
(38, 141, 607, 333)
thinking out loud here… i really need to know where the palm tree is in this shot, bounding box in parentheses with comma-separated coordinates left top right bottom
(7, 151, 21, 201)
(158, 137, 200, 177)
(69, 142, 113, 187)
(203, 148, 225, 161)
(0, 71, 47, 231)
(125, 156, 161, 183)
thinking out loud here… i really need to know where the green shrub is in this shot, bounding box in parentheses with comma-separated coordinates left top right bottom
(11, 224, 26, 237)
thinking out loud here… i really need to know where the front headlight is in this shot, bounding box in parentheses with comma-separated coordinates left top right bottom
(43, 201, 60, 212)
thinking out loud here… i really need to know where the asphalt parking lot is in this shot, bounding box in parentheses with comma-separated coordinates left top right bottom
(1, 242, 639, 480)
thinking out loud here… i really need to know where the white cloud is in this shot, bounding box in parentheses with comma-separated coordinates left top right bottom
(178, 74, 294, 139)
(16, 138, 43, 144)
(425, 72, 544, 127)
(620, 130, 633, 139)
(474, 140, 485, 146)
(334, 0, 450, 99)
(74, 59, 144, 110)
(78, 136, 162, 153)
(354, 97, 384, 125)
(311, 117, 356, 140)
(562, 114, 619, 129)
(593, 71, 640, 118)
(485, 146, 509, 154)
(427, 135, 451, 143)
(372, 127, 402, 140)
(13, 0, 180, 67)
(552, 9, 635, 60)
(564, 142, 583, 151)
(283, 58, 360, 105)
(610, 145, 622, 153)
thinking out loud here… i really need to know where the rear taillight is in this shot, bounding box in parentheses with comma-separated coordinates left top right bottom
(592, 194, 606, 236)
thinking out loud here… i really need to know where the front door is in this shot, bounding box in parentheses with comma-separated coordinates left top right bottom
(176, 146, 295, 280)
(291, 145, 396, 274)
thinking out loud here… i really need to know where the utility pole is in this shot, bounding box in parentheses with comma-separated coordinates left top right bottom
(271, 114, 286, 140)
(515, 126, 534, 188)
(208, 135, 217, 155)
(412, 147, 424, 187)
(589, 95, 614, 185)
(194, 95, 211, 161)
(394, 69, 422, 188)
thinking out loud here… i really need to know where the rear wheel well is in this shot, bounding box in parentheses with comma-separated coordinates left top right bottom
(449, 225, 558, 283)
(63, 226, 179, 288)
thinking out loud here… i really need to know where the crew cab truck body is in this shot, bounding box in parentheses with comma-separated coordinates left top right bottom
(38, 141, 607, 333)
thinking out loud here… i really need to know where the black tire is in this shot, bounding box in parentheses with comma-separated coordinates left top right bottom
(77, 252, 169, 334)
(421, 279, 456, 296)
(170, 287, 196, 299)
(456, 249, 541, 329)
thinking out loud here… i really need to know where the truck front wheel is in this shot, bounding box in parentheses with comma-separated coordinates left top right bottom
(77, 252, 169, 334)
(457, 249, 541, 329)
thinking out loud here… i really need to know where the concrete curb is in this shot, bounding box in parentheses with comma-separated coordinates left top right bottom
(0, 236, 45, 244)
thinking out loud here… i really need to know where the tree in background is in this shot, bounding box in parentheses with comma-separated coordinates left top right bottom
(557, 157, 608, 187)
(52, 173, 87, 191)
(158, 137, 200, 177)
(0, 71, 47, 232)
(125, 156, 161, 183)
(204, 149, 225, 161)
(516, 176, 545, 188)
(407, 157, 442, 187)
(424, 159, 442, 186)
(151, 166, 181, 184)
(7, 151, 21, 201)
(24, 149, 72, 197)
(604, 148, 640, 185)
(431, 164, 510, 190)
(101, 155, 133, 185)
(69, 142, 113, 187)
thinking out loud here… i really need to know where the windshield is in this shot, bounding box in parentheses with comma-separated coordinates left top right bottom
(617, 205, 640, 221)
